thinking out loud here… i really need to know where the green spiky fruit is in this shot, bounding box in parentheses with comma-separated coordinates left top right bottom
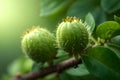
(21, 27, 57, 63)
(56, 17, 88, 56)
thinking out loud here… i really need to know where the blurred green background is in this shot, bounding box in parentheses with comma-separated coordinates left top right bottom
(0, 0, 54, 76)
(1, 0, 120, 78)
(0, 0, 65, 77)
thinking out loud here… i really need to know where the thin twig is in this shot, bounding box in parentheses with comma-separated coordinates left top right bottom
(12, 57, 82, 80)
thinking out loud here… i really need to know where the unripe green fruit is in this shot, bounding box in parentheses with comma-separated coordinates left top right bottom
(56, 17, 88, 55)
(21, 27, 57, 63)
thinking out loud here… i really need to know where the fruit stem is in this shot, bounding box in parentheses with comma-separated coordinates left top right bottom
(89, 35, 99, 45)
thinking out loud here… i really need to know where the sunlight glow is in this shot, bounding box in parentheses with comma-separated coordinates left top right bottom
(0, 0, 39, 26)
(0, 1, 13, 20)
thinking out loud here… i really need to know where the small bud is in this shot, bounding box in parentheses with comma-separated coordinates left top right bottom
(56, 17, 88, 56)
(21, 27, 57, 63)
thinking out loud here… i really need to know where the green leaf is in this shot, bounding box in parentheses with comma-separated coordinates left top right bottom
(107, 43, 120, 58)
(66, 64, 89, 76)
(82, 46, 120, 80)
(92, 7, 107, 25)
(111, 35, 120, 46)
(60, 72, 98, 80)
(67, 0, 105, 25)
(101, 0, 120, 13)
(84, 13, 95, 34)
(8, 56, 33, 76)
(41, 73, 59, 80)
(114, 15, 120, 24)
(31, 63, 43, 72)
(96, 21, 120, 39)
(106, 35, 120, 58)
(60, 64, 98, 80)
(40, 0, 75, 17)
(67, 0, 100, 19)
(54, 49, 69, 64)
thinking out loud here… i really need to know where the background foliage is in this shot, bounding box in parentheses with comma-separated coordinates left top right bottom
(0, 0, 120, 80)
